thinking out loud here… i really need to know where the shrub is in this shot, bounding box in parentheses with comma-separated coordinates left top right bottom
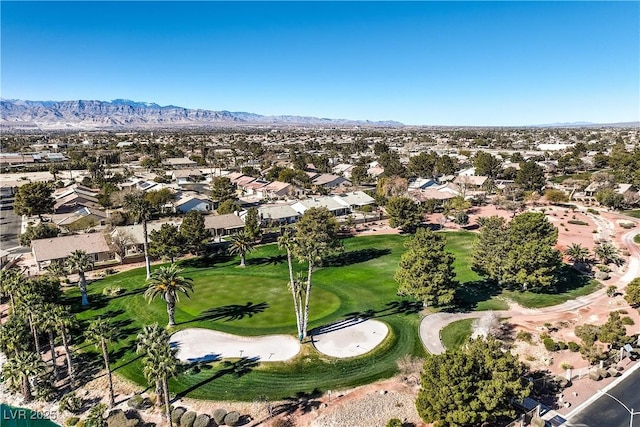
(597, 264, 611, 273)
(60, 392, 83, 414)
(127, 395, 144, 409)
(516, 331, 533, 343)
(193, 414, 211, 427)
(556, 341, 567, 350)
(607, 286, 618, 297)
(595, 271, 610, 281)
(212, 409, 227, 425)
(386, 419, 403, 427)
(66, 417, 80, 426)
(105, 409, 140, 427)
(560, 362, 573, 370)
(617, 309, 629, 314)
(543, 338, 557, 351)
(568, 341, 580, 352)
(171, 407, 186, 424)
(620, 222, 636, 229)
(621, 317, 635, 325)
(589, 370, 602, 381)
(180, 411, 197, 427)
(103, 286, 124, 296)
(587, 208, 599, 215)
(568, 219, 588, 226)
(223, 411, 240, 426)
(188, 365, 201, 375)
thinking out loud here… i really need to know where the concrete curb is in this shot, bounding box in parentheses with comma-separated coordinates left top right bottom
(564, 360, 640, 420)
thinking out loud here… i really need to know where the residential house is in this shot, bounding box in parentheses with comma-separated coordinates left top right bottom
(53, 185, 102, 214)
(203, 213, 245, 240)
(331, 191, 376, 210)
(56, 207, 108, 231)
(112, 220, 182, 260)
(163, 157, 197, 169)
(332, 163, 355, 179)
(241, 204, 300, 226)
(173, 195, 213, 213)
(310, 173, 351, 189)
(291, 196, 350, 216)
(31, 233, 115, 270)
(257, 181, 298, 199)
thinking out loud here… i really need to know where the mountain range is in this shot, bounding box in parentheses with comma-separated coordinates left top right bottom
(0, 99, 404, 130)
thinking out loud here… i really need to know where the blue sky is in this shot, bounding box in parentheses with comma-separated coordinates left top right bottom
(1, 1, 639, 126)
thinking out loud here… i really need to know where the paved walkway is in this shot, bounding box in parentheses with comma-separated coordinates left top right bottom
(419, 217, 640, 355)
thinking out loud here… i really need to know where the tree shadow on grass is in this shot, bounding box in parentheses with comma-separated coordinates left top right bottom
(180, 253, 235, 269)
(179, 301, 269, 325)
(173, 357, 260, 400)
(322, 248, 391, 267)
(452, 279, 503, 312)
(540, 265, 592, 294)
(311, 300, 423, 336)
(246, 255, 286, 266)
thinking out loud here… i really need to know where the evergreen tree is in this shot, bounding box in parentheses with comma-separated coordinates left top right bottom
(416, 337, 531, 427)
(395, 228, 457, 307)
(624, 277, 640, 306)
(211, 176, 237, 202)
(515, 160, 546, 192)
(243, 207, 262, 241)
(386, 196, 422, 233)
(179, 211, 210, 255)
(13, 182, 55, 221)
(149, 223, 185, 262)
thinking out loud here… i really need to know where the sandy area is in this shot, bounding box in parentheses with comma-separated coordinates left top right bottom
(312, 319, 389, 358)
(170, 328, 300, 363)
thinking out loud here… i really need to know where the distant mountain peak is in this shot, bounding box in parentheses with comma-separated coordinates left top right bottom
(0, 98, 403, 130)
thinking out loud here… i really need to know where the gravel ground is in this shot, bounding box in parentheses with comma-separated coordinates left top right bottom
(310, 390, 421, 427)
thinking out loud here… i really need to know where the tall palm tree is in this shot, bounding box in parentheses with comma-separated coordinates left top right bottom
(46, 260, 67, 284)
(52, 305, 77, 383)
(65, 250, 94, 306)
(565, 243, 591, 267)
(18, 292, 43, 356)
(37, 303, 59, 379)
(144, 264, 194, 326)
(595, 242, 621, 265)
(86, 318, 116, 407)
(0, 268, 24, 311)
(158, 347, 180, 427)
(1, 351, 45, 402)
(124, 193, 153, 279)
(136, 323, 171, 407)
(0, 315, 30, 357)
(278, 231, 302, 340)
(228, 232, 254, 267)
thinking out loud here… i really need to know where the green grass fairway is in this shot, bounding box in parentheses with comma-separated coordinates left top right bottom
(69, 231, 602, 400)
(440, 318, 474, 350)
(623, 210, 640, 219)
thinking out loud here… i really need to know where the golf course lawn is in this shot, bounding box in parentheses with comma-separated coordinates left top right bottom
(440, 318, 474, 351)
(69, 231, 600, 400)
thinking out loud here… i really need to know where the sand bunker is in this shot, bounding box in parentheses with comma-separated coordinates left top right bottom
(170, 328, 300, 363)
(312, 319, 389, 358)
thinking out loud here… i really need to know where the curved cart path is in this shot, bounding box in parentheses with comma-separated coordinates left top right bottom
(420, 224, 640, 355)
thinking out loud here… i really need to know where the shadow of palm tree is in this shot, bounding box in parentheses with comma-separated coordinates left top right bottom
(245, 255, 287, 266)
(181, 301, 269, 324)
(310, 300, 423, 336)
(322, 248, 391, 267)
(180, 253, 234, 269)
(173, 357, 260, 399)
(271, 388, 323, 416)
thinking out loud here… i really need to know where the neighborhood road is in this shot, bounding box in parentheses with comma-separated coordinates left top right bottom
(565, 366, 640, 427)
(0, 207, 21, 251)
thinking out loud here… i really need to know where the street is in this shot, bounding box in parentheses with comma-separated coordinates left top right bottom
(0, 206, 22, 251)
(566, 366, 640, 427)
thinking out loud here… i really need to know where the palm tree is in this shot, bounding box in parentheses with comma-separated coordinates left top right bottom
(158, 347, 180, 427)
(37, 303, 59, 379)
(65, 250, 94, 306)
(18, 292, 43, 356)
(595, 242, 621, 265)
(1, 351, 45, 402)
(144, 264, 194, 326)
(136, 323, 171, 407)
(86, 318, 116, 407)
(124, 193, 153, 279)
(52, 305, 77, 383)
(565, 243, 591, 268)
(278, 231, 302, 340)
(46, 260, 67, 283)
(0, 315, 30, 357)
(0, 268, 24, 311)
(228, 232, 254, 267)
